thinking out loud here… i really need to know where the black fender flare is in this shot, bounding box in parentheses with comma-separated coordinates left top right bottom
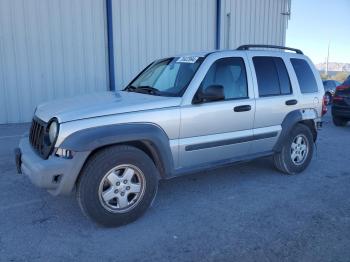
(60, 123, 174, 177)
(273, 110, 303, 152)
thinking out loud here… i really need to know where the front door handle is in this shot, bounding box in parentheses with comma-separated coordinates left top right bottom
(233, 105, 251, 112)
(285, 99, 298, 105)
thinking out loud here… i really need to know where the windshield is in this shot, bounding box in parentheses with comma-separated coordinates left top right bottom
(125, 56, 204, 96)
(343, 75, 350, 86)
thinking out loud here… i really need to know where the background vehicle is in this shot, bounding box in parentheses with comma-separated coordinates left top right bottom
(15, 45, 324, 227)
(323, 80, 341, 105)
(332, 75, 350, 126)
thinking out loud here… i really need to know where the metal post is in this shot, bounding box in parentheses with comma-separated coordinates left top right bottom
(106, 0, 116, 91)
(216, 0, 221, 50)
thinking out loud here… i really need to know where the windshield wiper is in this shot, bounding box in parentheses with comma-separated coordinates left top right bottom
(124, 85, 137, 92)
(124, 85, 161, 95)
(136, 86, 161, 94)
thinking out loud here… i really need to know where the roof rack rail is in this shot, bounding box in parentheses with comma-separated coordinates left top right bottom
(237, 44, 303, 54)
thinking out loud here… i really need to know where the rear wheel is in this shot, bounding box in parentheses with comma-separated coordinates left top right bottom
(77, 145, 159, 227)
(273, 124, 314, 175)
(332, 116, 348, 127)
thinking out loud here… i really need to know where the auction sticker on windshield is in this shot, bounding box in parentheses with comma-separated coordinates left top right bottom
(177, 56, 199, 63)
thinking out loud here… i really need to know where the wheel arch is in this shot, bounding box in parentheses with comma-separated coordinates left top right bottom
(60, 123, 174, 182)
(84, 140, 167, 179)
(299, 119, 317, 142)
(273, 109, 318, 152)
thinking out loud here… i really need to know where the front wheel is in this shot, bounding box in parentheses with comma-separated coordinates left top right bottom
(76, 145, 159, 227)
(273, 124, 314, 175)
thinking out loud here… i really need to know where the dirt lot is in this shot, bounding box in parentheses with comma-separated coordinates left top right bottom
(0, 113, 349, 262)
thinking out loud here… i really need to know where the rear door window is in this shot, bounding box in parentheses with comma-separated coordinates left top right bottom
(275, 58, 292, 95)
(253, 57, 292, 97)
(290, 58, 318, 93)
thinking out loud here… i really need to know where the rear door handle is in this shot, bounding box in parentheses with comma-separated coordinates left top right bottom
(233, 105, 251, 112)
(285, 99, 298, 106)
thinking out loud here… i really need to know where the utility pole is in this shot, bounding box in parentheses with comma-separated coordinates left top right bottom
(326, 41, 330, 77)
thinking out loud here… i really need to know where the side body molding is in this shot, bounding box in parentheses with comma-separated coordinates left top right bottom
(273, 109, 319, 152)
(60, 123, 175, 177)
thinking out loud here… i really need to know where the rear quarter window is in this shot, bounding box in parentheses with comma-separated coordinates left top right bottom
(290, 58, 318, 93)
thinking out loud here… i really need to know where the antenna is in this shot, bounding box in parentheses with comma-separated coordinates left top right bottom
(326, 41, 330, 77)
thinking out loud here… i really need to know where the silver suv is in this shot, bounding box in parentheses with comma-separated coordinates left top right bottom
(15, 45, 324, 227)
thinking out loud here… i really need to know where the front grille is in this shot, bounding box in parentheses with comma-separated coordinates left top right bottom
(29, 117, 47, 158)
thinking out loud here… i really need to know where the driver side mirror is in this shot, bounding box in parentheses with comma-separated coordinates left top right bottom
(193, 85, 225, 104)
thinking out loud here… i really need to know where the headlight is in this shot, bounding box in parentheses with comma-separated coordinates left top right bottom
(48, 119, 59, 144)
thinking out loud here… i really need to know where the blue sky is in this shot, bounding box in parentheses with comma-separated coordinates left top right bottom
(286, 0, 350, 64)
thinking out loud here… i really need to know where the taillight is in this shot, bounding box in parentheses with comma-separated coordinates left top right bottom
(335, 85, 349, 91)
(333, 85, 350, 102)
(322, 95, 327, 116)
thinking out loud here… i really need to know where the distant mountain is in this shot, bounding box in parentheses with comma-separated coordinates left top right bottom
(316, 62, 350, 72)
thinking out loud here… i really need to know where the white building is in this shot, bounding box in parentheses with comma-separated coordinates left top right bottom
(0, 0, 291, 123)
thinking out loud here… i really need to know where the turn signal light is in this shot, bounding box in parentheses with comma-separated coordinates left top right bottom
(55, 148, 73, 159)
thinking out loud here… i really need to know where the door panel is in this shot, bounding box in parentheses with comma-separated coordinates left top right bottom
(179, 100, 255, 168)
(178, 55, 255, 169)
(247, 53, 298, 154)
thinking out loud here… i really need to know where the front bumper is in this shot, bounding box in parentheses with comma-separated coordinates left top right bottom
(15, 137, 89, 196)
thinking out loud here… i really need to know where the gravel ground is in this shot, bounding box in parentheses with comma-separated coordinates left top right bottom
(0, 113, 349, 262)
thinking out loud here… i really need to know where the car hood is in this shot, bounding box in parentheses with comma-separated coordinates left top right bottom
(35, 91, 182, 123)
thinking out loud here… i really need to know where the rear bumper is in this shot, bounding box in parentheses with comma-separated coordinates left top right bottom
(16, 136, 90, 196)
(332, 105, 350, 118)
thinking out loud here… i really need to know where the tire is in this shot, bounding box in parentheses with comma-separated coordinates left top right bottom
(273, 124, 314, 175)
(76, 145, 159, 227)
(333, 116, 348, 127)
